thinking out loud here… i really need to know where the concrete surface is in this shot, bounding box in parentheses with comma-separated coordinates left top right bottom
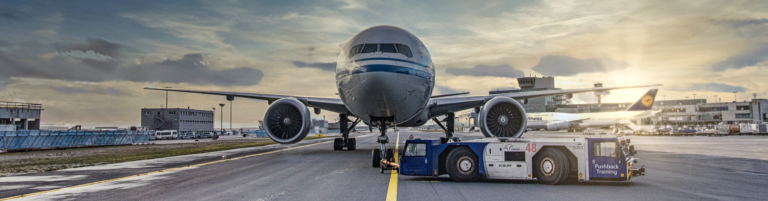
(1, 130, 767, 200)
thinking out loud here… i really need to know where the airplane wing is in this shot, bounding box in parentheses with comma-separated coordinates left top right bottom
(143, 87, 351, 114)
(565, 118, 591, 124)
(427, 84, 661, 117)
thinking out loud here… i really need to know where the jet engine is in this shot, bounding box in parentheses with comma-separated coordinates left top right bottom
(263, 98, 311, 144)
(479, 96, 527, 138)
(546, 122, 571, 131)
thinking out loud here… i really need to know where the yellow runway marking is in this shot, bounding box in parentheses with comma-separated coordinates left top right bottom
(0, 141, 329, 201)
(386, 130, 400, 201)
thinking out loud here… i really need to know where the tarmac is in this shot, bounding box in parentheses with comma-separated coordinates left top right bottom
(1, 130, 767, 200)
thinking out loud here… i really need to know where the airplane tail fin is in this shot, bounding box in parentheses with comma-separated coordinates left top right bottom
(626, 89, 658, 111)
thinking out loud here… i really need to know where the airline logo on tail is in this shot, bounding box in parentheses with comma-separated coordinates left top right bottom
(627, 89, 658, 111)
(641, 95, 654, 107)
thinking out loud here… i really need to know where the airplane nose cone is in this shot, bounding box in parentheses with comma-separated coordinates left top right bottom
(359, 72, 398, 94)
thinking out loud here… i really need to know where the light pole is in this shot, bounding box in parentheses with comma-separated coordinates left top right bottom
(226, 96, 235, 134)
(212, 107, 216, 132)
(219, 103, 225, 134)
(714, 95, 718, 103)
(163, 87, 172, 108)
(733, 91, 737, 102)
(693, 94, 696, 100)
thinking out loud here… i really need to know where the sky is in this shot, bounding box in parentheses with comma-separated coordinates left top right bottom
(1, 0, 767, 128)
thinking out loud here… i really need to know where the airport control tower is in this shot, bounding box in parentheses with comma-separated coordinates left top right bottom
(0, 101, 42, 130)
(489, 76, 568, 112)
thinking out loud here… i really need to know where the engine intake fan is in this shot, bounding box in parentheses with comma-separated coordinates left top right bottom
(263, 98, 311, 144)
(478, 96, 527, 138)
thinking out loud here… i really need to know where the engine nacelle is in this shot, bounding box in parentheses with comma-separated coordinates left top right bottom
(263, 98, 311, 144)
(479, 97, 527, 138)
(546, 122, 570, 131)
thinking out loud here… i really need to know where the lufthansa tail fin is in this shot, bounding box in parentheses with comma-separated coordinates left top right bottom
(626, 89, 658, 111)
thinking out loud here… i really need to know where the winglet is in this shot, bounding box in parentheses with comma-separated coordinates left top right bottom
(626, 89, 658, 111)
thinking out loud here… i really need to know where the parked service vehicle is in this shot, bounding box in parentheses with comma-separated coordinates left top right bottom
(739, 124, 753, 135)
(696, 129, 714, 135)
(155, 130, 178, 140)
(398, 137, 645, 184)
(715, 126, 730, 136)
(678, 128, 696, 136)
(180, 132, 196, 139)
(198, 132, 213, 138)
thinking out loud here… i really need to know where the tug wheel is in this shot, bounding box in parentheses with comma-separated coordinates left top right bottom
(533, 148, 570, 185)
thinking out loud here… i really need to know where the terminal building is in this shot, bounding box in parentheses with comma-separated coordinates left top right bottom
(141, 108, 214, 134)
(0, 101, 42, 130)
(555, 98, 768, 127)
(485, 76, 767, 128)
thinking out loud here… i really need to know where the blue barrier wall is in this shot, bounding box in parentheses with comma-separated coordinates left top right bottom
(0, 130, 152, 151)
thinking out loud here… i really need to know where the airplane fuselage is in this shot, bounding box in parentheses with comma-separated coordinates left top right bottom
(336, 26, 435, 126)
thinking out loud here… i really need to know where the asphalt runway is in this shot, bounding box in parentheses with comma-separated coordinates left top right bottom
(2, 130, 768, 200)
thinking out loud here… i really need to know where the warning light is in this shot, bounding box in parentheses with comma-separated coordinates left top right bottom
(579, 172, 583, 179)
(621, 173, 625, 177)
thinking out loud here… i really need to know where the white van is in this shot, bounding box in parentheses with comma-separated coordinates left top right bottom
(155, 130, 178, 140)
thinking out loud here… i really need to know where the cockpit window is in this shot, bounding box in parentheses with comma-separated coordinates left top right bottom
(348, 45, 360, 58)
(403, 45, 413, 57)
(396, 44, 406, 55)
(380, 44, 397, 53)
(355, 44, 363, 54)
(361, 44, 378, 53)
(348, 43, 412, 57)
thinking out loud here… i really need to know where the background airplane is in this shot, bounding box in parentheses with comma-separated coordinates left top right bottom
(145, 25, 660, 168)
(526, 89, 659, 132)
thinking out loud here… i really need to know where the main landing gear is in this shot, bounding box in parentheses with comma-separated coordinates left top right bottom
(432, 113, 461, 143)
(334, 114, 361, 151)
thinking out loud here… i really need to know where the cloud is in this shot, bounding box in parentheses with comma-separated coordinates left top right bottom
(54, 38, 122, 59)
(688, 83, 746, 93)
(293, 61, 336, 72)
(435, 85, 459, 95)
(117, 54, 264, 86)
(711, 43, 768, 71)
(0, 38, 264, 86)
(0, 6, 30, 21)
(531, 56, 627, 76)
(445, 64, 524, 78)
(57, 86, 120, 95)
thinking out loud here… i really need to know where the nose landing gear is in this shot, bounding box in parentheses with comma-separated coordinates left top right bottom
(371, 117, 398, 173)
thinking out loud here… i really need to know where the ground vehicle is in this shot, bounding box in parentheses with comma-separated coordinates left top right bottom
(399, 137, 645, 184)
(155, 130, 178, 140)
(180, 132, 196, 139)
(198, 132, 213, 138)
(678, 128, 696, 136)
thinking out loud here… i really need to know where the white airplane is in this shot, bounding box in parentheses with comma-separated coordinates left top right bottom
(526, 89, 659, 132)
(145, 25, 659, 168)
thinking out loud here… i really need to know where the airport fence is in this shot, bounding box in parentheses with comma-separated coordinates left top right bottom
(0, 130, 152, 151)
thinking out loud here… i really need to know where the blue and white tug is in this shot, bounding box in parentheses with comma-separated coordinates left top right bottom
(397, 137, 645, 184)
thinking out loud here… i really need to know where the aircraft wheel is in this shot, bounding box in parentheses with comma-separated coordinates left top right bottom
(347, 138, 356, 150)
(533, 148, 570, 185)
(333, 138, 343, 150)
(446, 147, 480, 182)
(386, 148, 394, 160)
(372, 149, 381, 167)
